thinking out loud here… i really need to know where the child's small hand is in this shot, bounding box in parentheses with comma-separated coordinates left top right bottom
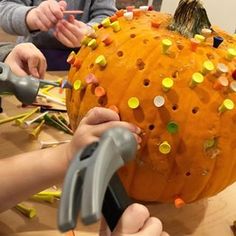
(66, 107, 141, 163)
(26, 0, 67, 31)
(4, 43, 47, 78)
(54, 15, 90, 48)
(100, 203, 169, 236)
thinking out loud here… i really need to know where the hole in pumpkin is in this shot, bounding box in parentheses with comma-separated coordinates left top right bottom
(172, 104, 178, 111)
(130, 26, 136, 30)
(117, 51, 124, 57)
(89, 63, 94, 69)
(154, 36, 160, 40)
(148, 124, 155, 130)
(192, 107, 199, 114)
(130, 34, 136, 38)
(98, 96, 108, 106)
(185, 172, 191, 176)
(143, 39, 149, 44)
(177, 44, 184, 51)
(172, 70, 179, 79)
(136, 58, 145, 70)
(143, 79, 150, 87)
(207, 53, 215, 60)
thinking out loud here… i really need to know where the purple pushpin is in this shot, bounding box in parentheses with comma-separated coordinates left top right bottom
(213, 36, 224, 48)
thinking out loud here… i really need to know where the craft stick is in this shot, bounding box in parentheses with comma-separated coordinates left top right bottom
(0, 112, 30, 125)
(40, 140, 71, 149)
(14, 203, 37, 218)
(63, 10, 83, 14)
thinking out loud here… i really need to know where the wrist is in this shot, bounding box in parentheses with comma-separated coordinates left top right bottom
(26, 8, 38, 31)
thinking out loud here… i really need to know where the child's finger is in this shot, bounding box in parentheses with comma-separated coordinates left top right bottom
(161, 232, 170, 236)
(113, 203, 150, 234)
(137, 217, 163, 236)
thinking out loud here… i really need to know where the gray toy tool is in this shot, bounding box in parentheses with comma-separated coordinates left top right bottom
(58, 127, 137, 232)
(0, 62, 71, 105)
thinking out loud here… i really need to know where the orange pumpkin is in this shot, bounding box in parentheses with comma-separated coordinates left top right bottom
(66, 0, 236, 205)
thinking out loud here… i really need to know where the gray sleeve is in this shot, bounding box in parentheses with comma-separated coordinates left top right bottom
(0, 43, 15, 62)
(0, 0, 34, 36)
(88, 0, 117, 24)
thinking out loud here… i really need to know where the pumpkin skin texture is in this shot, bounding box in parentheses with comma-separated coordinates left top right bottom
(66, 7, 236, 204)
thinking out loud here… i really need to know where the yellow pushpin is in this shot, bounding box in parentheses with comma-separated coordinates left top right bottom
(202, 60, 215, 75)
(227, 48, 236, 61)
(159, 141, 171, 154)
(218, 99, 234, 113)
(95, 55, 107, 67)
(73, 80, 84, 90)
(128, 97, 140, 109)
(162, 39, 172, 54)
(31, 194, 55, 203)
(101, 17, 111, 27)
(162, 77, 174, 92)
(81, 36, 92, 46)
(194, 34, 205, 42)
(92, 23, 99, 31)
(88, 38, 98, 50)
(110, 21, 121, 32)
(37, 190, 61, 198)
(15, 203, 37, 219)
(15, 107, 40, 126)
(189, 72, 204, 88)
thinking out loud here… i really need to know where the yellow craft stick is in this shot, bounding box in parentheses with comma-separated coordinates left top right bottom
(37, 190, 62, 198)
(14, 203, 37, 218)
(0, 112, 30, 125)
(15, 107, 40, 126)
(31, 194, 55, 203)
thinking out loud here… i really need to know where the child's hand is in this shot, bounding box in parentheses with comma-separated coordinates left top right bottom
(26, 0, 67, 31)
(99, 203, 169, 236)
(4, 43, 47, 78)
(66, 107, 142, 163)
(54, 15, 90, 48)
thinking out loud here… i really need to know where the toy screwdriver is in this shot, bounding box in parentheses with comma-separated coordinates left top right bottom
(0, 62, 72, 105)
(58, 127, 137, 232)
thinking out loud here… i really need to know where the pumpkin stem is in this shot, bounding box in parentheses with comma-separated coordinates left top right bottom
(169, 0, 212, 38)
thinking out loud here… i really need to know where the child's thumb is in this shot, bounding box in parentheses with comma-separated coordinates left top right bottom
(113, 203, 150, 234)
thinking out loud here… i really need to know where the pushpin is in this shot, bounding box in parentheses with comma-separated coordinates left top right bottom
(227, 48, 236, 60)
(189, 72, 204, 88)
(37, 190, 62, 198)
(115, 9, 125, 17)
(194, 34, 205, 43)
(204, 138, 216, 150)
(174, 197, 186, 208)
(81, 36, 92, 46)
(110, 21, 121, 32)
(73, 80, 85, 91)
(126, 5, 135, 12)
(153, 95, 165, 108)
(95, 86, 106, 97)
(232, 69, 236, 80)
(202, 60, 215, 75)
(95, 55, 107, 67)
(190, 38, 200, 52)
(151, 20, 161, 29)
(109, 14, 118, 23)
(85, 73, 98, 84)
(101, 17, 111, 27)
(15, 107, 40, 126)
(133, 9, 142, 17)
(148, 5, 154, 11)
(167, 121, 179, 134)
(162, 39, 172, 54)
(162, 77, 174, 92)
(66, 51, 76, 64)
(29, 119, 45, 139)
(213, 36, 224, 48)
(73, 57, 82, 68)
(215, 63, 229, 76)
(139, 6, 149, 11)
(213, 76, 229, 90)
(159, 141, 171, 154)
(124, 12, 133, 20)
(218, 99, 234, 113)
(101, 35, 113, 46)
(128, 97, 140, 109)
(88, 39, 98, 50)
(92, 23, 99, 31)
(230, 81, 236, 92)
(201, 28, 212, 38)
(15, 203, 37, 218)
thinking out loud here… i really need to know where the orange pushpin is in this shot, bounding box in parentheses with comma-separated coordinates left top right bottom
(190, 38, 200, 52)
(116, 9, 124, 17)
(95, 86, 106, 97)
(73, 57, 82, 69)
(174, 197, 186, 208)
(213, 76, 229, 90)
(151, 19, 161, 28)
(110, 14, 118, 23)
(101, 35, 113, 46)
